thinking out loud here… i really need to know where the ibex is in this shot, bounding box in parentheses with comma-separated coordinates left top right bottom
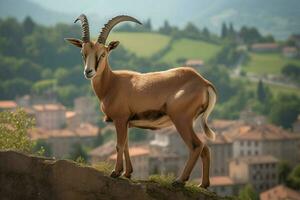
(65, 14, 217, 188)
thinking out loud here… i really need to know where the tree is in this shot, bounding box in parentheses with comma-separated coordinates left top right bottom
(159, 20, 172, 35)
(129, 128, 147, 142)
(228, 22, 235, 38)
(238, 184, 259, 200)
(282, 64, 300, 82)
(257, 80, 266, 103)
(23, 16, 35, 35)
(94, 131, 104, 147)
(202, 27, 210, 38)
(0, 109, 35, 153)
(269, 93, 300, 129)
(287, 165, 300, 190)
(69, 143, 88, 162)
(278, 161, 292, 185)
(183, 22, 200, 39)
(144, 19, 152, 32)
(221, 22, 228, 38)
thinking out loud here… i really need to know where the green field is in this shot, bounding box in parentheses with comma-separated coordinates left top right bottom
(242, 53, 300, 75)
(108, 32, 171, 57)
(160, 38, 221, 65)
(241, 79, 300, 96)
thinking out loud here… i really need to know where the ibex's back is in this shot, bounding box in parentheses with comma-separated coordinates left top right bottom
(106, 67, 215, 131)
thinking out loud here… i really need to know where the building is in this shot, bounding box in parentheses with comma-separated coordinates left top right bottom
(29, 123, 99, 158)
(282, 47, 298, 58)
(293, 115, 300, 133)
(185, 59, 205, 70)
(224, 123, 300, 166)
(150, 127, 189, 177)
(229, 155, 279, 192)
(0, 100, 17, 111)
(74, 96, 98, 125)
(251, 43, 279, 53)
(260, 185, 300, 200)
(208, 176, 243, 197)
(198, 133, 233, 176)
(33, 103, 66, 130)
(289, 34, 300, 48)
(66, 111, 80, 128)
(89, 140, 116, 163)
(109, 146, 150, 179)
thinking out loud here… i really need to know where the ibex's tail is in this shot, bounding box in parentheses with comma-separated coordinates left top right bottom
(201, 86, 217, 141)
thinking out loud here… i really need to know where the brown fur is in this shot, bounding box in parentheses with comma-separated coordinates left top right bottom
(66, 38, 217, 188)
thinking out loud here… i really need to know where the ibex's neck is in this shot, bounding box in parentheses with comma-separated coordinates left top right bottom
(91, 58, 114, 100)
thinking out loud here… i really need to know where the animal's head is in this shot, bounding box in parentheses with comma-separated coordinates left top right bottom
(65, 14, 141, 79)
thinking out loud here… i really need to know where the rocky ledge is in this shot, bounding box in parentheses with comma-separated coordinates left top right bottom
(0, 150, 233, 200)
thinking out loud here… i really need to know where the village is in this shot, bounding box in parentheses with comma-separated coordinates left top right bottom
(1, 81, 300, 199)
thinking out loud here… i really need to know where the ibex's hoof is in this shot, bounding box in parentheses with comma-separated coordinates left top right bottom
(172, 180, 185, 188)
(199, 183, 210, 189)
(123, 173, 132, 179)
(110, 170, 121, 178)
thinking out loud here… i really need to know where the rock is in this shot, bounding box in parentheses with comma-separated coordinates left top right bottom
(0, 150, 232, 200)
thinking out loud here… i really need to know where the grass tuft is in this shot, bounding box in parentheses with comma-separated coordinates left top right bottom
(93, 161, 114, 175)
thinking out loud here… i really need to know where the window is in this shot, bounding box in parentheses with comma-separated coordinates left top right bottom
(240, 141, 244, 146)
(247, 141, 251, 146)
(240, 150, 244, 156)
(255, 141, 259, 146)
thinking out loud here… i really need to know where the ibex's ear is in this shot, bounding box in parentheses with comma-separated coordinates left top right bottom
(64, 38, 83, 48)
(108, 41, 120, 51)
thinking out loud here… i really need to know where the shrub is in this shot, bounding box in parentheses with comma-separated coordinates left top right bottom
(0, 109, 35, 153)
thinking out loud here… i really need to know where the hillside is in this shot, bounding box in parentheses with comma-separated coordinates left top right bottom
(161, 38, 221, 64)
(0, 150, 232, 200)
(108, 32, 171, 57)
(242, 53, 300, 75)
(108, 33, 221, 63)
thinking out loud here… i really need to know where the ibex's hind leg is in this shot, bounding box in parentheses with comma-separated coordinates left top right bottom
(200, 145, 211, 188)
(171, 117, 203, 186)
(123, 138, 133, 178)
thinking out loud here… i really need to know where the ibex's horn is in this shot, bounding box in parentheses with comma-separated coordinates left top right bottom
(74, 14, 90, 43)
(98, 15, 142, 44)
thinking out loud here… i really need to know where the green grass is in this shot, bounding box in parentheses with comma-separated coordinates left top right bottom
(242, 53, 300, 75)
(160, 38, 221, 64)
(108, 32, 171, 57)
(239, 78, 300, 96)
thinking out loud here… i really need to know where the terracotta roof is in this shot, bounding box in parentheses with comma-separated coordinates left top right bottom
(232, 155, 278, 164)
(210, 176, 235, 186)
(66, 111, 76, 119)
(0, 100, 17, 109)
(223, 123, 300, 141)
(33, 104, 66, 111)
(197, 133, 232, 144)
(29, 123, 98, 140)
(282, 46, 297, 53)
(185, 59, 204, 66)
(260, 185, 300, 200)
(88, 140, 116, 158)
(210, 120, 240, 131)
(109, 146, 149, 160)
(251, 43, 279, 50)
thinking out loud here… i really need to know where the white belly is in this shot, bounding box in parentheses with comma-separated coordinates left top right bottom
(129, 115, 173, 129)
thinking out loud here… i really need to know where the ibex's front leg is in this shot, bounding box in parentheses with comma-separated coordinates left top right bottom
(123, 138, 133, 178)
(111, 119, 128, 178)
